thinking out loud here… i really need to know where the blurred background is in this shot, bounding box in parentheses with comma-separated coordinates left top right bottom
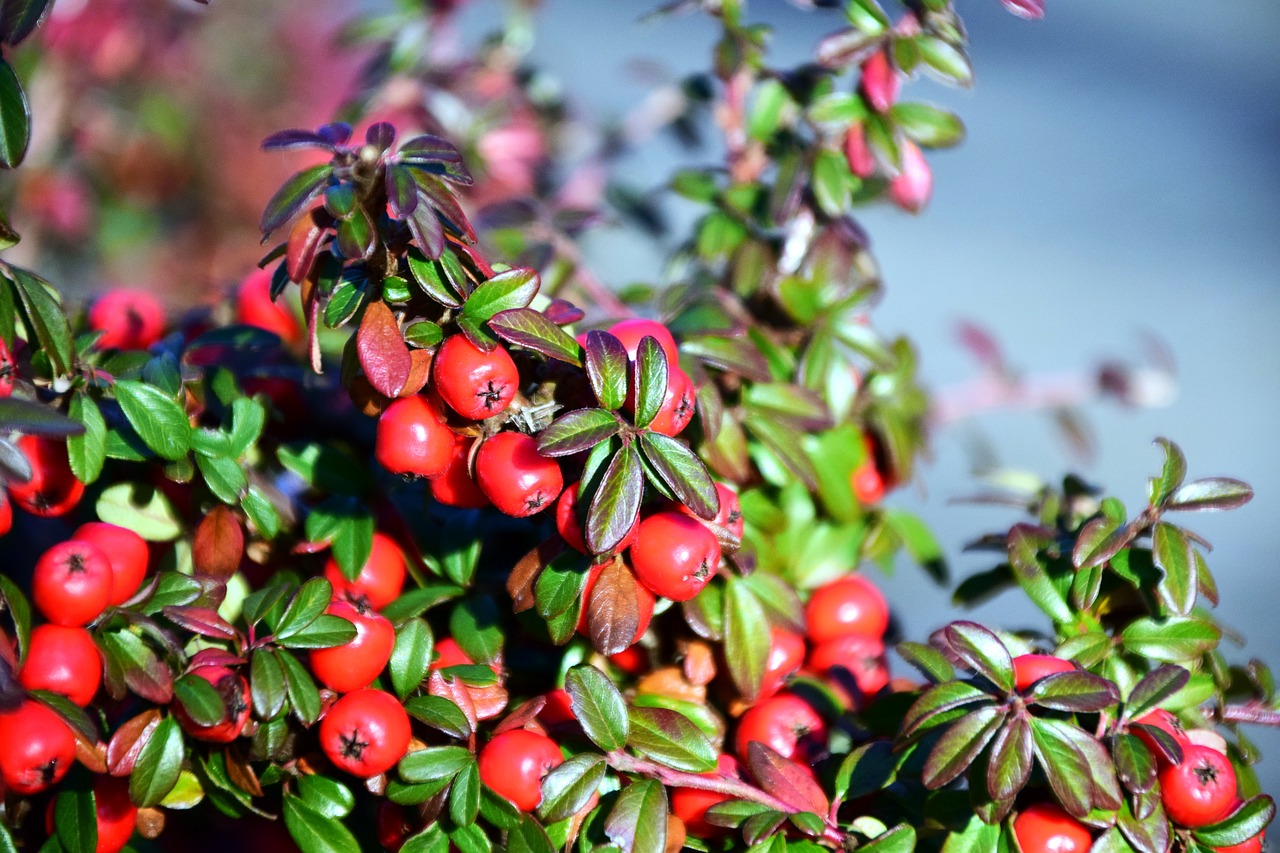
(4, 0, 1277, 788)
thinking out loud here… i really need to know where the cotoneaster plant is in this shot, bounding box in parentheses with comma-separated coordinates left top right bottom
(0, 2, 1272, 853)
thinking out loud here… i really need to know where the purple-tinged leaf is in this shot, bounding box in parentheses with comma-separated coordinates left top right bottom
(260, 164, 331, 236)
(0, 0, 55, 47)
(1148, 437, 1186, 506)
(1124, 665, 1189, 722)
(1165, 477, 1253, 512)
(385, 163, 419, 220)
(1129, 722, 1183, 767)
(98, 629, 174, 704)
(538, 409, 620, 458)
(365, 121, 396, 151)
(604, 778, 666, 853)
(162, 606, 238, 641)
(336, 208, 375, 260)
(1062, 724, 1122, 810)
(986, 712, 1033, 802)
(539, 754, 607, 824)
(1117, 796, 1171, 853)
(490, 308, 582, 365)
(638, 432, 718, 520)
(1000, 0, 1045, 20)
(896, 641, 955, 684)
(414, 174, 477, 242)
(286, 209, 330, 283)
(399, 134, 474, 186)
(682, 335, 772, 382)
(407, 196, 445, 259)
(357, 300, 412, 398)
(922, 705, 1005, 789)
(627, 705, 717, 773)
(586, 443, 643, 554)
(1007, 524, 1071, 624)
(584, 331, 629, 411)
(1072, 514, 1128, 569)
(586, 559, 644, 656)
(316, 122, 353, 146)
(1025, 671, 1118, 713)
(261, 129, 337, 152)
(943, 622, 1015, 695)
(1029, 718, 1094, 818)
(1152, 522, 1197, 616)
(815, 27, 881, 69)
(1193, 795, 1275, 849)
(900, 681, 994, 739)
(1114, 733, 1157, 795)
(632, 337, 669, 430)
(747, 741, 830, 815)
(544, 299, 585, 325)
(324, 182, 356, 220)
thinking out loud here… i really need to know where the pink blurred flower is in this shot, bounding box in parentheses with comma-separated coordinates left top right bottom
(889, 140, 932, 213)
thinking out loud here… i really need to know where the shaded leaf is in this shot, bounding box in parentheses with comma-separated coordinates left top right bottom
(943, 622, 1015, 695)
(922, 705, 1005, 788)
(1166, 477, 1253, 512)
(538, 409, 620, 457)
(605, 779, 667, 853)
(627, 705, 717, 773)
(0, 58, 29, 168)
(489, 308, 582, 365)
(585, 443, 643, 554)
(565, 664, 628, 752)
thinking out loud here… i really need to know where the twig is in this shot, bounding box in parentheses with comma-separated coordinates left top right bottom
(1219, 703, 1280, 727)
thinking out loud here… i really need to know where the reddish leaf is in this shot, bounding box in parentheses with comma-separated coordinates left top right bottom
(1000, 0, 1045, 20)
(357, 300, 412, 398)
(193, 505, 244, 580)
(492, 696, 547, 736)
(587, 559, 643, 657)
(162, 606, 239, 641)
(189, 649, 246, 668)
(106, 709, 161, 776)
(428, 670, 478, 731)
(746, 741, 830, 816)
(507, 537, 563, 614)
(286, 208, 330, 282)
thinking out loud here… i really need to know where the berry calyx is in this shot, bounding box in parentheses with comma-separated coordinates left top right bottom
(7, 436, 85, 518)
(309, 599, 396, 693)
(1159, 744, 1238, 827)
(735, 692, 828, 763)
(477, 729, 564, 812)
(680, 482, 743, 539)
(474, 432, 563, 518)
(375, 395, 455, 479)
(629, 511, 722, 602)
(320, 688, 411, 778)
(433, 335, 519, 421)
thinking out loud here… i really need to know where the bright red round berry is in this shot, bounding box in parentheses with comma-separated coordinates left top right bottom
(73, 522, 149, 606)
(320, 688, 411, 779)
(428, 435, 490, 508)
(734, 692, 828, 764)
(608, 319, 679, 363)
(629, 511, 721, 602)
(310, 599, 396, 693)
(475, 432, 563, 518)
(810, 634, 889, 704)
(375, 395, 455, 479)
(758, 628, 805, 699)
(646, 367, 696, 437)
(0, 336, 16, 397)
(1012, 802, 1092, 853)
(681, 482, 743, 539)
(32, 539, 114, 627)
(56, 776, 137, 853)
(236, 267, 301, 344)
(376, 800, 414, 853)
(1013, 654, 1076, 692)
(0, 699, 77, 795)
(1159, 744, 1238, 827)
(672, 754, 741, 838)
(19, 624, 102, 706)
(477, 729, 564, 812)
(1215, 832, 1264, 853)
(8, 435, 85, 517)
(88, 289, 166, 351)
(805, 575, 888, 644)
(324, 531, 407, 610)
(434, 335, 520, 420)
(174, 664, 251, 743)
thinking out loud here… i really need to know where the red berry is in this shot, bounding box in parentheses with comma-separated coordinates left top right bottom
(8, 436, 85, 517)
(375, 395, 455, 479)
(431, 637, 473, 670)
(734, 692, 828, 763)
(758, 628, 805, 699)
(0, 490, 11, 538)
(1215, 832, 1264, 853)
(0, 336, 17, 397)
(73, 522, 149, 606)
(19, 624, 102, 706)
(0, 699, 77, 795)
(804, 575, 889, 644)
(428, 435, 490, 508)
(174, 665, 251, 743)
(236, 267, 301, 344)
(680, 482, 743, 539)
(859, 49, 899, 113)
(433, 335, 520, 420)
(538, 688, 577, 728)
(629, 511, 721, 602)
(672, 754, 741, 838)
(475, 432, 563, 518)
(1159, 744, 1238, 827)
(309, 599, 396, 693)
(810, 634, 889, 703)
(607, 319, 679, 363)
(323, 531, 407, 610)
(88, 289, 166, 351)
(32, 539, 114, 626)
(376, 801, 414, 853)
(576, 559, 655, 646)
(556, 482, 638, 554)
(1013, 802, 1092, 853)
(646, 367, 696, 437)
(477, 729, 564, 812)
(1133, 709, 1190, 765)
(1012, 654, 1076, 692)
(320, 688, 412, 778)
(889, 140, 932, 214)
(608, 645, 649, 677)
(844, 123, 876, 179)
(82, 776, 138, 853)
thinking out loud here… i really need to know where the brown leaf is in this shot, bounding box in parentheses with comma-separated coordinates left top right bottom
(469, 682, 509, 721)
(358, 300, 412, 398)
(680, 640, 717, 687)
(107, 710, 161, 776)
(664, 814, 686, 853)
(507, 537, 562, 614)
(193, 506, 245, 580)
(224, 747, 264, 797)
(347, 375, 392, 417)
(162, 606, 239, 641)
(492, 696, 548, 736)
(136, 808, 166, 840)
(587, 558, 642, 657)
(635, 667, 706, 706)
(398, 349, 433, 398)
(746, 741, 831, 816)
(428, 671, 478, 732)
(74, 732, 108, 774)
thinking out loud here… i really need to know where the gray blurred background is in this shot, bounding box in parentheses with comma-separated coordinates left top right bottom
(521, 0, 1280, 788)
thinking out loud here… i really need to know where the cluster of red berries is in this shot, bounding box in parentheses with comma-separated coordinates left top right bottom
(1007, 655, 1262, 853)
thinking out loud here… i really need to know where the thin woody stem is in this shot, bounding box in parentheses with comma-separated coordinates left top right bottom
(1218, 703, 1280, 727)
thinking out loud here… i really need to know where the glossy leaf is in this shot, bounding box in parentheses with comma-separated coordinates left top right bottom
(1192, 796, 1275, 848)
(130, 716, 185, 807)
(358, 300, 412, 398)
(631, 337, 669, 430)
(922, 705, 1005, 788)
(539, 754, 606, 823)
(1029, 717, 1093, 817)
(604, 779, 667, 853)
(261, 164, 331, 236)
(584, 331, 629, 411)
(405, 695, 472, 739)
(1026, 671, 1119, 713)
(1125, 665, 1190, 721)
(0, 58, 28, 168)
(585, 443, 643, 554)
(900, 681, 993, 739)
(538, 409, 620, 457)
(282, 792, 361, 853)
(627, 705, 717, 773)
(489, 308, 582, 365)
(114, 381, 192, 461)
(462, 268, 539, 323)
(391, 618, 433, 700)
(9, 266, 74, 374)
(723, 577, 770, 703)
(1006, 524, 1071, 624)
(942, 622, 1015, 695)
(986, 712, 1033, 802)
(638, 432, 718, 520)
(1165, 477, 1253, 511)
(1121, 617, 1221, 663)
(565, 664, 628, 752)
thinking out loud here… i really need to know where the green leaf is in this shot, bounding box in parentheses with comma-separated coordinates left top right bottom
(0, 573, 31, 661)
(986, 711, 1033, 802)
(1113, 733, 1157, 795)
(1006, 524, 1072, 624)
(174, 673, 227, 727)
(811, 147, 853, 216)
(242, 486, 281, 539)
(0, 398, 82, 438)
(627, 705, 717, 773)
(114, 381, 192, 461)
(250, 649, 287, 721)
(1192, 796, 1275, 848)
(1124, 665, 1189, 721)
(896, 641, 955, 684)
(275, 578, 334, 640)
(297, 775, 354, 820)
(915, 36, 973, 86)
(402, 825, 449, 853)
(1025, 671, 1119, 713)
(450, 759, 481, 827)
(390, 618, 432, 700)
(565, 664, 628, 752)
(537, 408, 621, 457)
(506, 816, 553, 853)
(638, 432, 718, 521)
(1121, 617, 1221, 663)
(54, 782, 97, 853)
(1152, 522, 1196, 616)
(404, 321, 443, 349)
(859, 825, 916, 853)
(97, 628, 173, 704)
(282, 792, 361, 853)
(900, 680, 993, 738)
(449, 595, 503, 665)
(605, 779, 667, 853)
(539, 754, 606, 823)
(943, 622, 1015, 694)
(9, 267, 73, 374)
(276, 614, 357, 649)
(130, 716, 185, 807)
(891, 103, 965, 148)
(0, 58, 29, 168)
(1149, 438, 1186, 506)
(723, 577, 770, 703)
(586, 443, 644, 554)
(277, 649, 322, 725)
(922, 705, 1005, 788)
(399, 746, 472, 783)
(535, 549, 591, 620)
(228, 397, 266, 458)
(835, 740, 897, 800)
(261, 164, 332, 235)
(405, 695, 472, 739)
(462, 267, 539, 323)
(406, 250, 463, 308)
(489, 308, 582, 366)
(584, 331, 629, 411)
(631, 337, 669, 430)
(305, 497, 375, 581)
(65, 395, 106, 484)
(1029, 717, 1093, 817)
(196, 453, 247, 504)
